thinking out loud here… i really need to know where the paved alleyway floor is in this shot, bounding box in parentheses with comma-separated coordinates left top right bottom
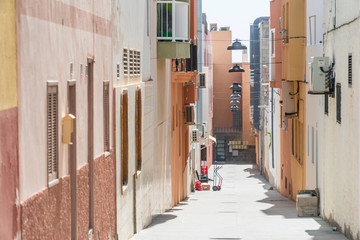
(131, 164, 346, 240)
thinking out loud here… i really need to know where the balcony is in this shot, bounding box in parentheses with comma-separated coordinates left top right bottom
(171, 44, 198, 83)
(157, 0, 190, 59)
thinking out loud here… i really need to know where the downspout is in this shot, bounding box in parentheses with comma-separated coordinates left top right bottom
(271, 88, 274, 168)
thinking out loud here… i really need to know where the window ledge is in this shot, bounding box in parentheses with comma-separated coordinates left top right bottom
(105, 151, 111, 158)
(48, 179, 59, 188)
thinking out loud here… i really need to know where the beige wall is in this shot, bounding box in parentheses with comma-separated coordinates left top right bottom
(18, 0, 113, 201)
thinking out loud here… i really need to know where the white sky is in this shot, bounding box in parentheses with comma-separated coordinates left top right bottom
(202, 0, 270, 62)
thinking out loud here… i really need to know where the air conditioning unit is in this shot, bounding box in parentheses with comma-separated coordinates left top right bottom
(191, 129, 199, 143)
(185, 105, 195, 125)
(282, 81, 296, 118)
(308, 57, 330, 94)
(199, 73, 206, 88)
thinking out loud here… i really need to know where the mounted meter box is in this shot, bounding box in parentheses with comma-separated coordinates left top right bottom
(308, 57, 330, 94)
(282, 81, 296, 118)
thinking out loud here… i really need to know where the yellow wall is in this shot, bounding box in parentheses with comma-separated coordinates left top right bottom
(0, 0, 17, 111)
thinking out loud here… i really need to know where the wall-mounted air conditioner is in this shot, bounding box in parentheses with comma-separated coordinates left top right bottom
(308, 57, 330, 94)
(185, 105, 195, 125)
(282, 81, 296, 118)
(199, 73, 206, 88)
(191, 129, 199, 143)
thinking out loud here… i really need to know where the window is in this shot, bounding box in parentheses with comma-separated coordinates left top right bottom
(116, 64, 120, 79)
(135, 86, 142, 172)
(336, 83, 341, 123)
(47, 81, 59, 183)
(157, 0, 189, 41)
(324, 94, 329, 115)
(348, 53, 352, 87)
(271, 29, 275, 57)
(292, 119, 303, 163)
(121, 89, 129, 187)
(309, 15, 316, 45)
(103, 81, 110, 152)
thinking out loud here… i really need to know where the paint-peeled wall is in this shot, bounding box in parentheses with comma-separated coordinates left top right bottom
(0, 1, 19, 239)
(18, 0, 115, 238)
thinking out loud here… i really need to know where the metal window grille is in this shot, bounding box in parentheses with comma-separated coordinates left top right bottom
(47, 83, 58, 182)
(336, 83, 341, 123)
(103, 81, 110, 152)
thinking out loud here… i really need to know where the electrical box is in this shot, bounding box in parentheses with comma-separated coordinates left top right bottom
(62, 114, 75, 144)
(309, 57, 330, 94)
(282, 81, 296, 118)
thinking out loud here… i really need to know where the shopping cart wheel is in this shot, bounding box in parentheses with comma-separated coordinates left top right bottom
(213, 186, 218, 191)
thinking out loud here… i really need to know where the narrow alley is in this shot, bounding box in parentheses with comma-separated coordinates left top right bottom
(132, 164, 346, 240)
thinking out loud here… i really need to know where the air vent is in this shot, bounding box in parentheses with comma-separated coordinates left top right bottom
(199, 73, 206, 88)
(129, 49, 135, 76)
(123, 49, 129, 76)
(116, 64, 120, 79)
(348, 53, 352, 87)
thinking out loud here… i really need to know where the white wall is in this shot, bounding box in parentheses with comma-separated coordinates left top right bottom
(113, 1, 172, 238)
(322, 0, 360, 238)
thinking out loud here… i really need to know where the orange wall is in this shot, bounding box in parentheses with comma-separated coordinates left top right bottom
(211, 30, 242, 128)
(241, 63, 255, 146)
(281, 0, 306, 199)
(171, 82, 187, 206)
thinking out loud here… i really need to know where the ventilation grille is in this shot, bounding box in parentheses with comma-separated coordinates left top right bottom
(123, 49, 129, 76)
(134, 51, 141, 75)
(47, 84, 58, 182)
(199, 73, 206, 88)
(129, 50, 135, 76)
(348, 53, 352, 87)
(116, 64, 120, 79)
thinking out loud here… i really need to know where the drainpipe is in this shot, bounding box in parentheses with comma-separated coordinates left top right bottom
(271, 88, 274, 168)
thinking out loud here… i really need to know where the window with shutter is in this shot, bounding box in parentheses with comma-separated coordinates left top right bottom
(135, 86, 142, 172)
(103, 81, 110, 152)
(121, 89, 129, 188)
(47, 82, 59, 183)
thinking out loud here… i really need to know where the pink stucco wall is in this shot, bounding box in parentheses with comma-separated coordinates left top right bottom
(0, 107, 20, 239)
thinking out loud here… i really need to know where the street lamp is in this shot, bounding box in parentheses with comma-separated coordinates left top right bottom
(229, 64, 245, 73)
(230, 99, 240, 105)
(227, 39, 247, 50)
